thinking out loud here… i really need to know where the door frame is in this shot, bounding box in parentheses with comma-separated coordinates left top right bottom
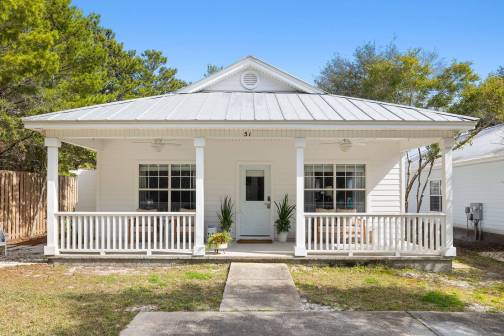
(235, 161, 274, 240)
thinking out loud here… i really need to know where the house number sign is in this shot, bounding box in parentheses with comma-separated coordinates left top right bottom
(243, 131, 252, 137)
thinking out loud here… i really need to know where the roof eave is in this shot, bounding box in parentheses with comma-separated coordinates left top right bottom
(23, 119, 478, 131)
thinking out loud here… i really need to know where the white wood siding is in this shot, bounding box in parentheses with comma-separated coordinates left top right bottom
(95, 139, 401, 239)
(408, 159, 504, 235)
(206, 70, 296, 92)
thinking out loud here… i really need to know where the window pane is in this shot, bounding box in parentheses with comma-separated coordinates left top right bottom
(336, 176, 345, 188)
(304, 191, 315, 212)
(159, 165, 169, 176)
(148, 176, 158, 189)
(139, 177, 148, 189)
(171, 176, 180, 189)
(159, 177, 168, 189)
(355, 165, 365, 176)
(171, 164, 181, 176)
(305, 176, 315, 189)
(246, 170, 264, 201)
(324, 176, 334, 188)
(355, 177, 366, 189)
(336, 165, 346, 176)
(305, 164, 314, 176)
(180, 164, 192, 176)
(139, 165, 149, 176)
(181, 177, 191, 189)
(346, 176, 355, 188)
(430, 196, 442, 212)
(171, 191, 180, 211)
(156, 191, 168, 211)
(314, 165, 324, 177)
(430, 180, 441, 196)
(148, 164, 159, 176)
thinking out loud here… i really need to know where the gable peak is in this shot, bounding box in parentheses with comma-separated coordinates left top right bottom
(178, 56, 324, 94)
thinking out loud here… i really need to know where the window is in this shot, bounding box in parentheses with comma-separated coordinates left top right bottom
(138, 164, 195, 212)
(429, 180, 442, 212)
(246, 170, 265, 201)
(304, 164, 366, 212)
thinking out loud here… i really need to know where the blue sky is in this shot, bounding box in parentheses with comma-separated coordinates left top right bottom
(73, 0, 503, 84)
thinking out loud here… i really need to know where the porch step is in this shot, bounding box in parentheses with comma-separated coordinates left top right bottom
(219, 263, 302, 312)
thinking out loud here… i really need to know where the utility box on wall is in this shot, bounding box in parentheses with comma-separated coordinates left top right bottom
(470, 203, 483, 220)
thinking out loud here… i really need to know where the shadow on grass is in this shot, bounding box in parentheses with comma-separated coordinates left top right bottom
(49, 281, 225, 336)
(296, 283, 466, 311)
(455, 248, 504, 281)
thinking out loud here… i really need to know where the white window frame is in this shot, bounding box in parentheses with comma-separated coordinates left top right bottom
(138, 163, 196, 212)
(429, 179, 442, 212)
(304, 164, 367, 212)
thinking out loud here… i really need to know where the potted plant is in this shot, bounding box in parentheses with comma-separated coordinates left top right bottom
(207, 231, 232, 254)
(207, 196, 234, 253)
(274, 194, 295, 242)
(217, 196, 234, 232)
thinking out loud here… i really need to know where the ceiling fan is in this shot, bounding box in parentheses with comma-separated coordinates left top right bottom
(132, 138, 181, 152)
(320, 138, 366, 152)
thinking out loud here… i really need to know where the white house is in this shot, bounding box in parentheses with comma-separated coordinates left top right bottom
(408, 124, 504, 236)
(23, 56, 477, 258)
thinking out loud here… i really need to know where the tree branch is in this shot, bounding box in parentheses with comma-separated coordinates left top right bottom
(0, 133, 35, 157)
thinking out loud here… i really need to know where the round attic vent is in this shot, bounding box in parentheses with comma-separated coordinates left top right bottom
(241, 71, 259, 90)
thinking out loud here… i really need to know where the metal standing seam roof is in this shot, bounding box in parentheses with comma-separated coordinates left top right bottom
(23, 92, 478, 123)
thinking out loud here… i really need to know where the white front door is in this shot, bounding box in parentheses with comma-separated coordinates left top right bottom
(239, 165, 271, 238)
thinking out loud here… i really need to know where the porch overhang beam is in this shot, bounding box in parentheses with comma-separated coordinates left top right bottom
(24, 120, 477, 131)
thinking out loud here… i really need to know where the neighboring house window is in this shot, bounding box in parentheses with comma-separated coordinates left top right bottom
(429, 180, 442, 212)
(304, 164, 366, 212)
(138, 164, 195, 211)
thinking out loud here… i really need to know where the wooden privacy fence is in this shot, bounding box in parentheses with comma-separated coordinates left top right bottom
(0, 170, 78, 243)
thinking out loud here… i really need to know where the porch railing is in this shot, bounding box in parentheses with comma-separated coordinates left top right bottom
(56, 212, 195, 254)
(304, 213, 446, 255)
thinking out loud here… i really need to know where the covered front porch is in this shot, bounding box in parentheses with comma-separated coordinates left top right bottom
(40, 133, 455, 259)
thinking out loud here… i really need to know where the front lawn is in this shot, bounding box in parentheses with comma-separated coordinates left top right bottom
(291, 249, 504, 312)
(0, 264, 228, 336)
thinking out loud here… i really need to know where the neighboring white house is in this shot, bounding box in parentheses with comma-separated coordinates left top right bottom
(408, 124, 504, 235)
(22, 56, 477, 258)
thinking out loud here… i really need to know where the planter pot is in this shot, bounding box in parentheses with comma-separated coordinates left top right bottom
(212, 243, 228, 254)
(277, 231, 288, 242)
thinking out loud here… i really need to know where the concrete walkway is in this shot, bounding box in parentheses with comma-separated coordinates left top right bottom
(219, 263, 302, 311)
(121, 311, 504, 336)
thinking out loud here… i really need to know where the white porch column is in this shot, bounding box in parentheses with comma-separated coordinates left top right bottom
(441, 138, 456, 256)
(44, 138, 61, 256)
(193, 138, 206, 256)
(399, 151, 407, 213)
(294, 138, 307, 257)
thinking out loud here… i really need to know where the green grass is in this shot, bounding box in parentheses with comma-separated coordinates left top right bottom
(0, 264, 227, 336)
(185, 271, 212, 280)
(290, 249, 504, 312)
(421, 291, 464, 309)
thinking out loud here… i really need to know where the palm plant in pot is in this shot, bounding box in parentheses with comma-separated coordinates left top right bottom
(274, 194, 295, 242)
(208, 196, 234, 253)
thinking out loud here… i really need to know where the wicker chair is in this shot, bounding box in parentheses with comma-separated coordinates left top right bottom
(311, 208, 370, 245)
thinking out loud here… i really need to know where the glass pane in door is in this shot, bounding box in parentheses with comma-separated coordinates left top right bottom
(246, 170, 264, 201)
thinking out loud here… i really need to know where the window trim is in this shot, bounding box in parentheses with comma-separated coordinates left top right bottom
(304, 163, 367, 212)
(135, 160, 196, 212)
(429, 179, 442, 212)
